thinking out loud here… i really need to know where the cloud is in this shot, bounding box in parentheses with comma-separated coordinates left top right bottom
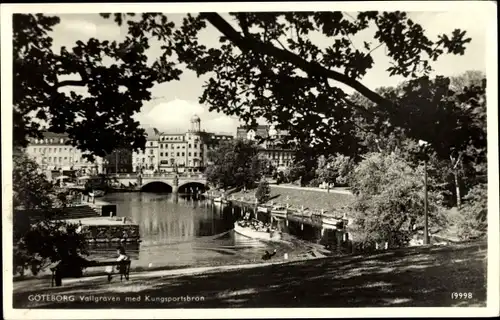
(51, 15, 124, 50)
(135, 99, 239, 135)
(203, 116, 240, 135)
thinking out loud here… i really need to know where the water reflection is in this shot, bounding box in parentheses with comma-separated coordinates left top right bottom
(90, 193, 273, 268)
(88, 193, 345, 268)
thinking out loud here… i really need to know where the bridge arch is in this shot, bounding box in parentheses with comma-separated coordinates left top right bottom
(178, 181, 209, 194)
(141, 181, 173, 193)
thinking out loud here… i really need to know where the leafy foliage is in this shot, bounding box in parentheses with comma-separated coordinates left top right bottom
(13, 150, 87, 276)
(349, 71, 486, 207)
(316, 153, 354, 186)
(13, 150, 57, 211)
(17, 12, 473, 160)
(96, 12, 471, 157)
(349, 152, 447, 248)
(13, 13, 181, 158)
(456, 183, 487, 240)
(205, 139, 262, 189)
(255, 179, 271, 203)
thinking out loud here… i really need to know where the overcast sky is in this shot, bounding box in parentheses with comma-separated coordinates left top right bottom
(48, 9, 489, 135)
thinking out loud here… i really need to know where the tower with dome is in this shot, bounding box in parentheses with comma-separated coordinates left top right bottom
(190, 114, 201, 132)
(131, 114, 233, 174)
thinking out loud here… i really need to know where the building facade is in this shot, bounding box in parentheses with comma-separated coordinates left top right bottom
(25, 132, 105, 177)
(236, 125, 294, 170)
(103, 149, 133, 174)
(132, 115, 233, 174)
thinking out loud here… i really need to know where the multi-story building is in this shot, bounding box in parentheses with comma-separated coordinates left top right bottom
(132, 115, 233, 174)
(236, 124, 294, 170)
(103, 149, 133, 174)
(24, 132, 105, 177)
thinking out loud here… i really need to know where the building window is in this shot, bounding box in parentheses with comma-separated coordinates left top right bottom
(194, 144, 198, 148)
(171, 145, 174, 149)
(194, 152, 197, 157)
(177, 152, 180, 157)
(189, 144, 192, 148)
(64, 157, 67, 160)
(182, 152, 185, 156)
(188, 152, 191, 157)
(150, 149, 154, 155)
(160, 152, 164, 156)
(165, 152, 168, 157)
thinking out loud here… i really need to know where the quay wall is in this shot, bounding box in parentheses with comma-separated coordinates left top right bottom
(81, 224, 140, 243)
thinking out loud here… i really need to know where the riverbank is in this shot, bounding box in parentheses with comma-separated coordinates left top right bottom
(227, 185, 354, 212)
(12, 240, 487, 308)
(13, 229, 331, 282)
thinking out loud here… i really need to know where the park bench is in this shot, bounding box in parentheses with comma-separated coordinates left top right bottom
(50, 259, 131, 287)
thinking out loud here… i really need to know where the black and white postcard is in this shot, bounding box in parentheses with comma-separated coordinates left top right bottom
(2, 2, 498, 319)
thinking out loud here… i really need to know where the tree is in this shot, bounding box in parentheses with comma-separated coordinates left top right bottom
(349, 72, 486, 208)
(13, 13, 180, 158)
(349, 152, 447, 248)
(205, 139, 262, 189)
(15, 12, 471, 158)
(13, 150, 88, 276)
(315, 155, 336, 190)
(255, 179, 271, 203)
(316, 153, 354, 189)
(456, 183, 487, 240)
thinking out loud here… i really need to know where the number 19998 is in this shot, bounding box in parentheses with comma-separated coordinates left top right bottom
(451, 292, 473, 299)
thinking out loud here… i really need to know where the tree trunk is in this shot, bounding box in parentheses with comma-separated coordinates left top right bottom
(454, 170, 461, 208)
(451, 153, 463, 209)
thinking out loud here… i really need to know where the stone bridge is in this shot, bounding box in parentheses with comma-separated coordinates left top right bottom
(113, 173, 208, 193)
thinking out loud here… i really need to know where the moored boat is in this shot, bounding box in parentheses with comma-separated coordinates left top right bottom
(270, 205, 288, 217)
(89, 190, 105, 197)
(257, 206, 270, 213)
(213, 197, 223, 203)
(234, 221, 282, 241)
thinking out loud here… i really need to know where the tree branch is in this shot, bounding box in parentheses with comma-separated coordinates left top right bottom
(56, 80, 86, 88)
(200, 12, 396, 112)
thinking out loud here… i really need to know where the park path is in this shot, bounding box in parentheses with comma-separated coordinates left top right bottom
(12, 241, 487, 309)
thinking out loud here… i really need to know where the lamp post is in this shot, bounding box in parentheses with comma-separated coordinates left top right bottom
(418, 140, 430, 245)
(115, 150, 119, 175)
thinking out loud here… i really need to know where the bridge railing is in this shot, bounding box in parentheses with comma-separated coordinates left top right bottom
(111, 173, 205, 179)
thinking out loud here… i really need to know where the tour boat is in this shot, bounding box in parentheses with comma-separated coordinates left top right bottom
(234, 221, 282, 241)
(89, 190, 105, 198)
(270, 205, 288, 218)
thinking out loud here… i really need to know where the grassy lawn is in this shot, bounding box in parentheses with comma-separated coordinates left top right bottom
(230, 186, 354, 212)
(13, 240, 487, 308)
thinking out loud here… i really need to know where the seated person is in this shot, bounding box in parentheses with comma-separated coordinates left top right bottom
(106, 246, 129, 282)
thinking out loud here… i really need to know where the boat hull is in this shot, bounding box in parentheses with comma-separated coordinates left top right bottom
(89, 190, 105, 197)
(271, 210, 287, 218)
(257, 206, 269, 213)
(234, 223, 282, 241)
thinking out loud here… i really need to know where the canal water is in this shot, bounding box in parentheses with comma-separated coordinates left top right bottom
(87, 192, 342, 269)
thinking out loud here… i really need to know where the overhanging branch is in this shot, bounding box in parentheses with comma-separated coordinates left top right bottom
(200, 12, 396, 112)
(56, 80, 86, 88)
